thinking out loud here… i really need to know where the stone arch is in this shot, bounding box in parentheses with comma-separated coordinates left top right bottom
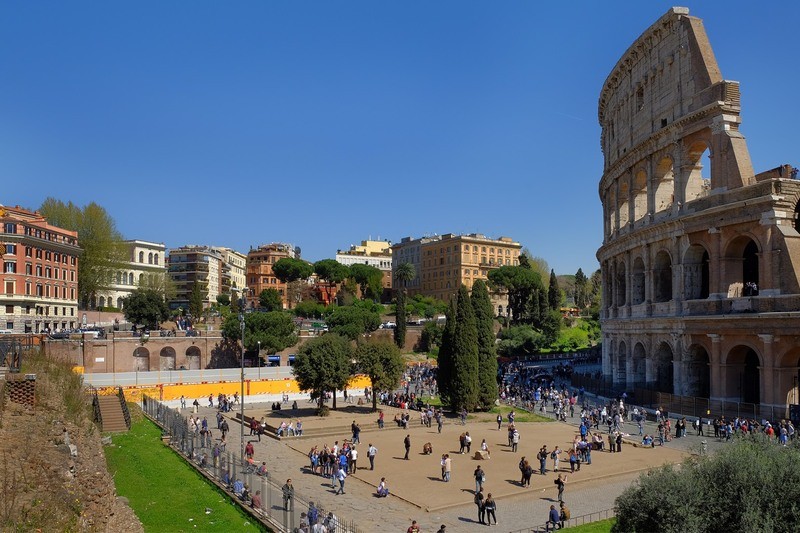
(632, 342, 647, 386)
(618, 179, 630, 228)
(148, 252, 154, 264)
(117, 297, 124, 309)
(607, 187, 617, 233)
(98, 296, 106, 308)
(128, 272, 134, 285)
(138, 251, 144, 263)
(159, 346, 176, 370)
(724, 345, 762, 404)
(133, 347, 150, 371)
(632, 169, 648, 223)
(685, 344, 710, 397)
(139, 273, 145, 285)
(116, 272, 122, 284)
(614, 260, 627, 307)
(723, 235, 760, 297)
(683, 140, 711, 203)
(776, 347, 800, 407)
(652, 341, 674, 393)
(683, 244, 710, 300)
(631, 257, 645, 305)
(653, 156, 674, 214)
(186, 346, 202, 370)
(616, 341, 627, 385)
(653, 250, 673, 303)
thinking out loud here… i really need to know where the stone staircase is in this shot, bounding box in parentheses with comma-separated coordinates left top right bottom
(97, 394, 129, 433)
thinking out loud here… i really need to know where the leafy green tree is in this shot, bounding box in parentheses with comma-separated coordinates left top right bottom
(471, 280, 498, 410)
(394, 289, 407, 349)
(272, 257, 314, 308)
(348, 264, 384, 302)
(258, 288, 283, 312)
(216, 294, 231, 307)
(38, 198, 127, 308)
(406, 295, 449, 319)
(293, 334, 352, 412)
(416, 321, 443, 353)
(394, 262, 416, 288)
(189, 282, 206, 319)
(614, 438, 800, 533)
(574, 268, 588, 309)
(293, 300, 326, 319)
(314, 259, 350, 304)
(548, 269, 561, 311)
(450, 285, 479, 411)
(541, 309, 563, 347)
(553, 326, 590, 352)
(326, 302, 381, 342)
(487, 265, 544, 325)
(121, 289, 169, 329)
(497, 325, 546, 357)
(354, 339, 404, 411)
(436, 300, 457, 407)
(221, 310, 297, 354)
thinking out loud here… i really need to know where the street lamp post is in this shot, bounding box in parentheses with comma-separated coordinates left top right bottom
(237, 287, 248, 463)
(257, 340, 261, 380)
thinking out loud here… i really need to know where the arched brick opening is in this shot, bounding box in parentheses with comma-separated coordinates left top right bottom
(725, 345, 761, 404)
(683, 244, 710, 300)
(653, 250, 672, 303)
(618, 179, 630, 228)
(632, 169, 648, 223)
(631, 257, 645, 305)
(685, 344, 710, 397)
(614, 260, 627, 307)
(133, 347, 150, 371)
(186, 346, 201, 370)
(616, 341, 627, 385)
(723, 236, 760, 297)
(654, 156, 674, 214)
(652, 341, 674, 394)
(776, 347, 800, 407)
(632, 342, 647, 386)
(159, 346, 176, 370)
(684, 140, 711, 203)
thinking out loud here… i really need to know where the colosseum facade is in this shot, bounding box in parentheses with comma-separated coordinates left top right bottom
(597, 7, 800, 412)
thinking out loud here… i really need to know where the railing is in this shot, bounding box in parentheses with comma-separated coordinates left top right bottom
(508, 508, 616, 532)
(118, 386, 132, 430)
(141, 395, 364, 533)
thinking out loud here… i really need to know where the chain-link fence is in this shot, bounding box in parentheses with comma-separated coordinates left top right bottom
(141, 395, 363, 533)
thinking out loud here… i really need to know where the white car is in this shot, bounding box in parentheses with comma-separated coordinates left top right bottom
(381, 321, 397, 329)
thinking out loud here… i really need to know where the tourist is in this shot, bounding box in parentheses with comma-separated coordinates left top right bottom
(368, 443, 378, 470)
(377, 477, 389, 497)
(335, 465, 347, 495)
(474, 464, 486, 494)
(282, 478, 294, 510)
(555, 473, 567, 502)
(474, 489, 485, 524)
(546, 505, 560, 531)
(404, 434, 411, 460)
(484, 493, 497, 525)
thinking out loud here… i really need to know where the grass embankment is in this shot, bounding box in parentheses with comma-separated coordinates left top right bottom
(417, 397, 552, 423)
(105, 413, 268, 532)
(568, 517, 615, 532)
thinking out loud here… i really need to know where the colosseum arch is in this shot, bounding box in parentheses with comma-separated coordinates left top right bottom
(607, 187, 618, 233)
(186, 346, 202, 370)
(653, 250, 673, 303)
(631, 257, 646, 305)
(725, 345, 762, 404)
(133, 347, 150, 371)
(776, 347, 800, 407)
(615, 341, 628, 385)
(723, 235, 760, 297)
(618, 179, 630, 228)
(614, 260, 627, 307)
(683, 244, 710, 300)
(684, 344, 711, 397)
(632, 342, 647, 386)
(683, 140, 712, 203)
(632, 169, 648, 224)
(653, 156, 675, 215)
(652, 341, 674, 393)
(159, 346, 176, 370)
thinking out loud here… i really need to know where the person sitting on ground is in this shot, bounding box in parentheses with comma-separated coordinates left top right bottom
(642, 434, 654, 447)
(256, 462, 268, 476)
(423, 442, 433, 455)
(377, 477, 389, 497)
(481, 439, 491, 458)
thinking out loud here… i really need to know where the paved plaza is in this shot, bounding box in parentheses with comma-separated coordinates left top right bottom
(181, 393, 713, 531)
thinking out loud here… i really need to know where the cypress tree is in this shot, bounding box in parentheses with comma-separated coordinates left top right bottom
(471, 280, 498, 410)
(548, 269, 560, 311)
(451, 285, 479, 411)
(538, 289, 548, 325)
(394, 289, 407, 349)
(437, 300, 457, 408)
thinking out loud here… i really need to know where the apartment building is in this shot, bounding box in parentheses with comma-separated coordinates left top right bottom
(98, 240, 166, 310)
(336, 239, 393, 293)
(0, 204, 80, 333)
(246, 243, 299, 308)
(392, 233, 521, 304)
(167, 245, 223, 311)
(214, 247, 247, 296)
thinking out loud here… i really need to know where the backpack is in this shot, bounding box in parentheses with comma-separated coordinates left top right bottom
(561, 507, 571, 520)
(550, 450, 557, 460)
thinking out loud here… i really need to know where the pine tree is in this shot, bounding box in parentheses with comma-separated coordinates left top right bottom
(548, 269, 560, 311)
(575, 268, 588, 309)
(394, 289, 407, 349)
(471, 280, 498, 410)
(437, 299, 457, 408)
(451, 285, 479, 411)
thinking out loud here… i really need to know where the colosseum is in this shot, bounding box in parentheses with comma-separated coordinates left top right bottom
(597, 7, 800, 414)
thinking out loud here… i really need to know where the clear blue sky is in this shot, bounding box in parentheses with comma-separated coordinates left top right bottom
(2, 2, 798, 275)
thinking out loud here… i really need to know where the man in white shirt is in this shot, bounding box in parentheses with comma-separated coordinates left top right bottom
(349, 446, 358, 472)
(367, 443, 378, 470)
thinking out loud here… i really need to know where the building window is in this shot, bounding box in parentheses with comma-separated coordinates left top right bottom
(25, 247, 32, 257)
(71, 271, 75, 282)
(4, 282, 13, 295)
(45, 267, 51, 278)
(45, 251, 51, 261)
(3, 223, 17, 234)
(4, 262, 16, 274)
(5, 321, 11, 330)
(35, 249, 42, 259)
(25, 282, 31, 295)
(5, 244, 16, 255)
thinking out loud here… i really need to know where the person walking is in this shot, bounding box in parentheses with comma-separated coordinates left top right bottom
(511, 428, 520, 452)
(555, 473, 567, 503)
(551, 445, 562, 472)
(367, 443, 377, 470)
(349, 446, 358, 472)
(443, 453, 452, 482)
(335, 465, 347, 495)
(474, 489, 485, 524)
(484, 493, 497, 525)
(496, 413, 503, 430)
(281, 479, 294, 510)
(474, 464, 485, 494)
(404, 434, 411, 460)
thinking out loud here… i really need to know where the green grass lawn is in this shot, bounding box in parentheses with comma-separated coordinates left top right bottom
(568, 517, 615, 532)
(105, 417, 268, 532)
(487, 404, 553, 423)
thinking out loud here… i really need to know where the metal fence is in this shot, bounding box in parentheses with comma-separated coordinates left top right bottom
(508, 507, 616, 532)
(141, 395, 364, 533)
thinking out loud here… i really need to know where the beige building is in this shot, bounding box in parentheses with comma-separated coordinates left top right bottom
(597, 7, 800, 412)
(393, 233, 520, 310)
(336, 239, 393, 292)
(214, 247, 247, 296)
(99, 240, 166, 310)
(167, 245, 223, 311)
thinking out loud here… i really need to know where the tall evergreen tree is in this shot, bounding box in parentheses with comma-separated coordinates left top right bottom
(394, 289, 407, 349)
(437, 299, 457, 408)
(538, 289, 548, 324)
(189, 282, 205, 319)
(450, 285, 479, 411)
(548, 269, 560, 311)
(471, 280, 498, 410)
(574, 268, 588, 309)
